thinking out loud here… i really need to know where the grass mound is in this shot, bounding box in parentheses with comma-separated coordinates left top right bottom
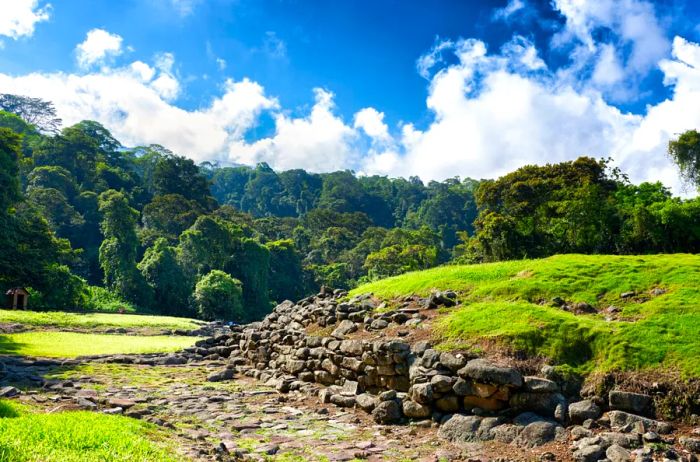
(0, 310, 200, 331)
(0, 399, 178, 461)
(0, 332, 198, 358)
(351, 254, 700, 377)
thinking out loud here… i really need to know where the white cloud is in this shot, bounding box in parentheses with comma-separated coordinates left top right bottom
(354, 107, 390, 142)
(0, 0, 50, 39)
(76, 29, 123, 69)
(362, 35, 700, 195)
(169, 0, 202, 17)
(551, 0, 670, 99)
(216, 58, 226, 70)
(493, 0, 525, 21)
(0, 60, 277, 164)
(225, 88, 357, 172)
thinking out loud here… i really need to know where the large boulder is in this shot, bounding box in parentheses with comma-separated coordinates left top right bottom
(513, 421, 565, 448)
(437, 414, 498, 443)
(371, 400, 402, 424)
(402, 400, 431, 419)
(568, 399, 602, 424)
(457, 359, 523, 387)
(509, 392, 567, 421)
(608, 390, 652, 415)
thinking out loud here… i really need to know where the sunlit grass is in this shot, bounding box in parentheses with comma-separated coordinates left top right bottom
(352, 254, 700, 376)
(0, 331, 198, 358)
(0, 399, 180, 461)
(0, 309, 200, 331)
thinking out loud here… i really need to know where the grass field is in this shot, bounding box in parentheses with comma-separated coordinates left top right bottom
(0, 332, 198, 358)
(351, 254, 700, 377)
(0, 310, 201, 331)
(0, 399, 180, 462)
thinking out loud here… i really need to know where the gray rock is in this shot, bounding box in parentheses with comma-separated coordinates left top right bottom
(457, 359, 523, 387)
(437, 414, 483, 442)
(371, 400, 402, 424)
(524, 376, 559, 393)
(609, 390, 652, 415)
(430, 375, 454, 393)
(370, 319, 389, 330)
(207, 369, 234, 382)
(509, 392, 567, 420)
(572, 444, 606, 462)
(608, 411, 672, 434)
(403, 400, 431, 419)
(439, 352, 467, 371)
(330, 394, 356, 408)
(410, 383, 433, 404)
(452, 378, 474, 396)
(514, 421, 564, 447)
(435, 396, 460, 413)
(355, 393, 377, 412)
(569, 399, 602, 424)
(332, 320, 357, 338)
(680, 437, 700, 453)
(0, 386, 19, 398)
(606, 444, 630, 462)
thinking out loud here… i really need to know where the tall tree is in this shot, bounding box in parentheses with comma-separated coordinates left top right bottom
(0, 94, 62, 133)
(668, 129, 700, 189)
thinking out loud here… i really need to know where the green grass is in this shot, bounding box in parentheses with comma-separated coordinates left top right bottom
(0, 399, 180, 461)
(0, 332, 198, 358)
(0, 310, 200, 331)
(351, 254, 700, 377)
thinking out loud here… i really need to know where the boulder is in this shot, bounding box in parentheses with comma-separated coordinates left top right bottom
(331, 320, 357, 338)
(608, 411, 673, 434)
(513, 421, 564, 448)
(355, 393, 377, 412)
(410, 383, 433, 404)
(457, 359, 523, 387)
(371, 400, 402, 424)
(437, 414, 483, 442)
(403, 400, 431, 419)
(680, 437, 700, 453)
(608, 390, 652, 415)
(606, 444, 630, 462)
(509, 392, 567, 421)
(523, 376, 559, 393)
(568, 399, 602, 424)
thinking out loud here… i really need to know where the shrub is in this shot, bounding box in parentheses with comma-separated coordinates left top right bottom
(193, 270, 243, 321)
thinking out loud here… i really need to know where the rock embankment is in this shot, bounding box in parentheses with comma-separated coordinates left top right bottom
(184, 288, 700, 461)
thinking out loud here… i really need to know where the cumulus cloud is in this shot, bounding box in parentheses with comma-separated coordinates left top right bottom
(0, 60, 277, 163)
(493, 0, 526, 22)
(361, 34, 700, 195)
(354, 107, 390, 142)
(0, 0, 50, 39)
(76, 29, 124, 69)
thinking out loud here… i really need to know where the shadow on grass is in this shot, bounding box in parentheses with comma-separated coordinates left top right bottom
(1, 335, 81, 392)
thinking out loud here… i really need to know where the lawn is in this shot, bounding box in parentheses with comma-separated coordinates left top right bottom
(0, 332, 198, 358)
(0, 399, 181, 462)
(0, 310, 201, 331)
(351, 254, 700, 377)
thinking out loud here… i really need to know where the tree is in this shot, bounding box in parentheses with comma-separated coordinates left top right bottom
(98, 190, 152, 306)
(142, 194, 205, 243)
(194, 270, 243, 321)
(267, 239, 307, 302)
(153, 154, 216, 210)
(138, 238, 191, 316)
(0, 128, 22, 213)
(668, 129, 700, 189)
(0, 94, 62, 133)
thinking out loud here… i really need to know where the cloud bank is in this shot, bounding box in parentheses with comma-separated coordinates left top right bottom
(1, 1, 699, 195)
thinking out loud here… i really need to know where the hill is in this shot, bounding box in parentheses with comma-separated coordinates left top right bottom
(352, 254, 700, 377)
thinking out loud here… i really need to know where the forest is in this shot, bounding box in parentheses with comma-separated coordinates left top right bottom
(1, 94, 699, 321)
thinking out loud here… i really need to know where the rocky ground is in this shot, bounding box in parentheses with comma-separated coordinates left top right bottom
(2, 288, 700, 461)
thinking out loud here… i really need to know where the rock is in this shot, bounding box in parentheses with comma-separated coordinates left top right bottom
(330, 394, 356, 408)
(207, 368, 234, 382)
(379, 390, 396, 401)
(103, 407, 123, 415)
(457, 359, 523, 387)
(342, 380, 360, 395)
(332, 320, 357, 338)
(76, 397, 97, 409)
(514, 421, 564, 448)
(403, 400, 431, 419)
(569, 400, 602, 424)
(680, 437, 700, 453)
(509, 392, 567, 421)
(370, 319, 389, 330)
(435, 396, 459, 413)
(606, 444, 630, 462)
(410, 383, 433, 404)
(430, 375, 454, 393)
(355, 393, 377, 412)
(609, 390, 652, 415)
(439, 352, 467, 371)
(371, 400, 402, 424)
(452, 378, 473, 396)
(524, 376, 559, 393)
(572, 444, 606, 462)
(107, 398, 135, 409)
(437, 414, 483, 442)
(608, 411, 673, 434)
(0, 386, 20, 398)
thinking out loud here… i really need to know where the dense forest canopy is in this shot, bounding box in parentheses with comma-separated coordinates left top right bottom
(1, 93, 699, 321)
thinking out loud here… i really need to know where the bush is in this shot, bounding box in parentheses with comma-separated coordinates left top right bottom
(193, 270, 243, 321)
(85, 286, 138, 313)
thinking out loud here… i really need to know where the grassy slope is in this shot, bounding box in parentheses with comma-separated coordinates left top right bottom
(0, 332, 197, 358)
(0, 400, 180, 462)
(0, 310, 200, 331)
(351, 254, 700, 377)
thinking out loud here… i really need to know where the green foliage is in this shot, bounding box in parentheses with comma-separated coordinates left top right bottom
(0, 403, 179, 461)
(0, 127, 22, 212)
(85, 285, 138, 313)
(353, 254, 700, 377)
(194, 270, 244, 321)
(668, 129, 700, 188)
(363, 227, 443, 280)
(153, 154, 216, 210)
(267, 239, 307, 302)
(0, 94, 62, 133)
(98, 190, 152, 306)
(138, 238, 192, 316)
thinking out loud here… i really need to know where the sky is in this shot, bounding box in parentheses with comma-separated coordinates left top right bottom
(1, 0, 700, 194)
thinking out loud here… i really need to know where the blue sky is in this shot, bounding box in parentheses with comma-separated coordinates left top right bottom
(2, 0, 700, 193)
